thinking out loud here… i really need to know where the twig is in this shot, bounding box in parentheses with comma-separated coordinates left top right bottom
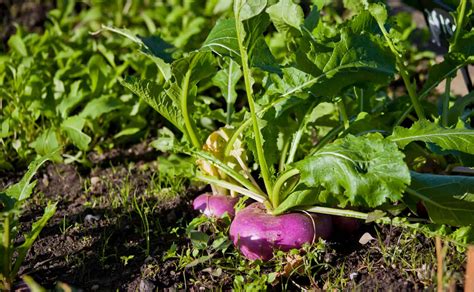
(465, 246, 474, 292)
(436, 237, 444, 292)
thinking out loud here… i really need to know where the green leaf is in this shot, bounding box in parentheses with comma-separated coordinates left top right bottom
(11, 202, 57, 277)
(294, 134, 410, 208)
(298, 29, 395, 97)
(448, 91, 474, 125)
(79, 96, 122, 119)
(5, 151, 58, 201)
(121, 76, 185, 132)
(212, 58, 242, 124)
(202, 16, 279, 73)
(390, 120, 474, 155)
(60, 116, 91, 151)
(451, 30, 474, 61)
(234, 0, 267, 21)
(103, 25, 173, 80)
(150, 128, 178, 152)
(30, 129, 62, 160)
(408, 172, 474, 226)
(420, 53, 469, 99)
(202, 19, 240, 59)
(7, 35, 28, 57)
(266, 0, 304, 37)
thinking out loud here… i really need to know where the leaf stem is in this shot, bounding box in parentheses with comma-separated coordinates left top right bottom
(271, 168, 300, 208)
(286, 103, 316, 166)
(303, 206, 369, 219)
(196, 174, 267, 203)
(375, 19, 426, 120)
(338, 98, 350, 130)
(441, 77, 451, 127)
(2, 215, 11, 288)
(181, 69, 201, 148)
(226, 60, 235, 125)
(279, 138, 290, 172)
(234, 14, 273, 195)
(452, 0, 467, 46)
(193, 150, 265, 197)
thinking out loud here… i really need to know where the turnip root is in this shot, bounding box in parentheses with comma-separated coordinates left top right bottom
(193, 193, 239, 218)
(229, 202, 332, 261)
(332, 216, 360, 234)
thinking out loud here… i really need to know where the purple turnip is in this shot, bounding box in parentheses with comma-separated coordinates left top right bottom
(332, 216, 360, 234)
(229, 202, 332, 261)
(193, 193, 239, 218)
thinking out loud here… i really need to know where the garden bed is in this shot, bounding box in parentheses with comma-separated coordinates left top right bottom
(6, 151, 464, 290)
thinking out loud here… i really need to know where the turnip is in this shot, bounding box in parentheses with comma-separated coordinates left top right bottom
(332, 216, 360, 234)
(229, 203, 332, 261)
(193, 193, 239, 218)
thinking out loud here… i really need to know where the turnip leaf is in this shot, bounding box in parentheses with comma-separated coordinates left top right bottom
(266, 0, 304, 38)
(4, 150, 59, 202)
(390, 120, 474, 155)
(408, 172, 474, 227)
(294, 134, 410, 208)
(211, 58, 242, 124)
(11, 202, 57, 276)
(202, 15, 279, 73)
(102, 25, 173, 80)
(121, 77, 185, 133)
(300, 30, 396, 97)
(60, 116, 91, 151)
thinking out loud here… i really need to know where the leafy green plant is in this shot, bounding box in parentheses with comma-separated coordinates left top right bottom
(116, 0, 474, 260)
(0, 0, 230, 171)
(0, 152, 57, 290)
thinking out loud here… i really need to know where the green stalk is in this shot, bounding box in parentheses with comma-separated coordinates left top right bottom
(2, 215, 11, 289)
(304, 206, 369, 219)
(181, 70, 201, 149)
(375, 20, 426, 120)
(453, 0, 467, 46)
(271, 168, 300, 208)
(286, 103, 316, 166)
(196, 174, 267, 203)
(193, 150, 265, 197)
(441, 77, 451, 127)
(226, 60, 235, 125)
(234, 14, 273, 195)
(337, 98, 350, 130)
(279, 138, 290, 172)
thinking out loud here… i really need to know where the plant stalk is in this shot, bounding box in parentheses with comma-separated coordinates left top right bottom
(271, 168, 300, 208)
(196, 174, 267, 203)
(441, 77, 451, 127)
(452, 0, 467, 46)
(286, 103, 316, 166)
(193, 150, 265, 197)
(338, 98, 350, 130)
(375, 19, 426, 120)
(304, 206, 369, 219)
(234, 13, 273, 196)
(181, 69, 201, 149)
(2, 215, 11, 290)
